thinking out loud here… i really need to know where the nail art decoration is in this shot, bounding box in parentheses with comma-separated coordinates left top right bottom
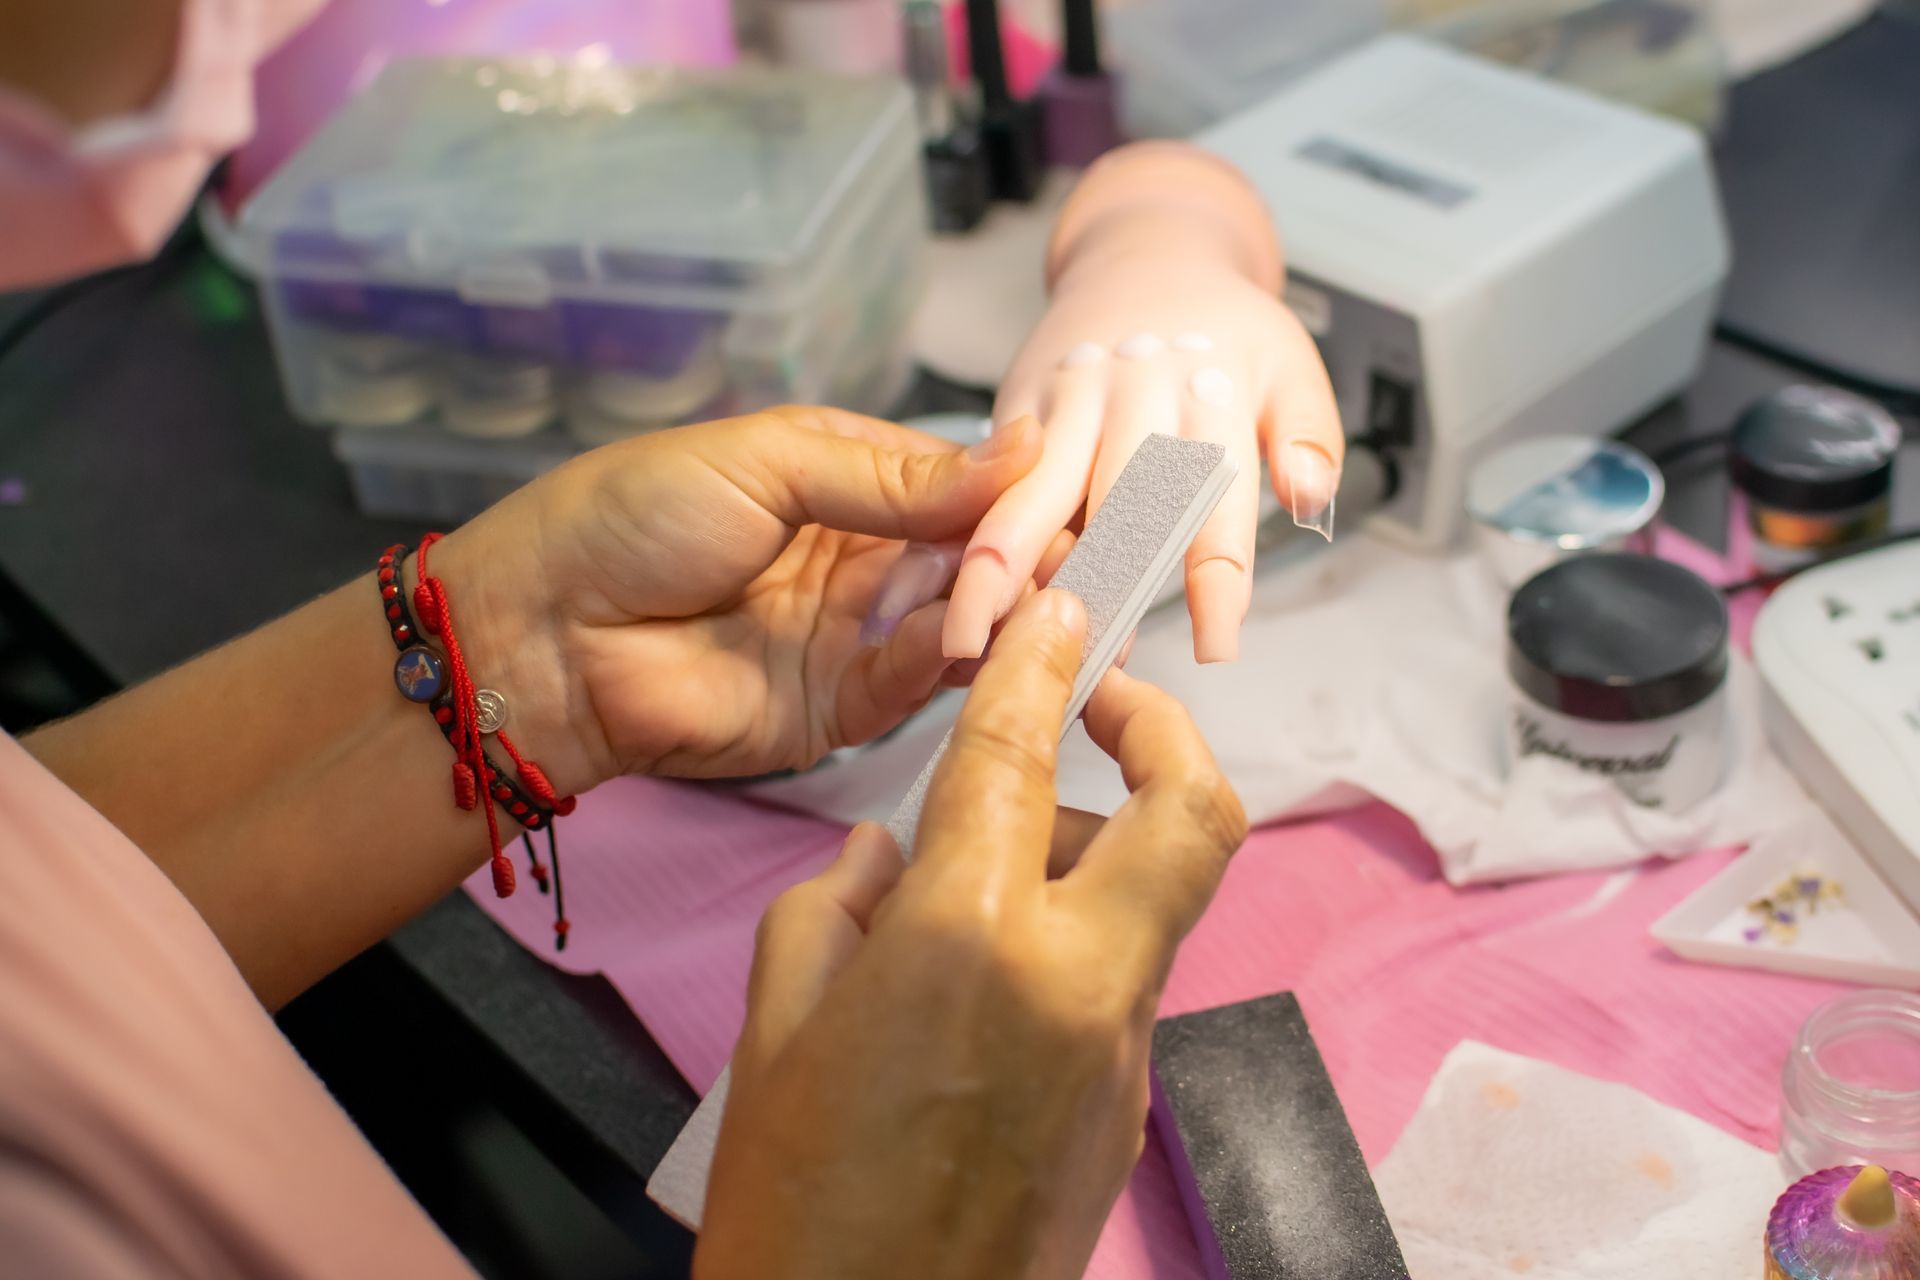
(1115, 333, 1166, 360)
(1173, 332, 1215, 353)
(1742, 865, 1844, 946)
(1189, 368, 1235, 408)
(1061, 341, 1107, 369)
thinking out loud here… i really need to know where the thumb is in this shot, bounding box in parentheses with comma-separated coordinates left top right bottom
(705, 408, 1043, 541)
(734, 823, 903, 1080)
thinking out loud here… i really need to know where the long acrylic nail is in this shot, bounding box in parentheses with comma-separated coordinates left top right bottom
(942, 549, 1017, 658)
(1281, 440, 1339, 541)
(860, 541, 965, 646)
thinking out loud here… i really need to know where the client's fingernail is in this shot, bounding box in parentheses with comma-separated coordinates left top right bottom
(966, 415, 1035, 463)
(860, 542, 964, 646)
(1281, 440, 1339, 542)
(1189, 559, 1251, 664)
(942, 549, 1017, 658)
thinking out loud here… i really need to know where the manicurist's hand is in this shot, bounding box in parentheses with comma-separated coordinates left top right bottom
(435, 406, 1045, 795)
(697, 589, 1249, 1280)
(938, 142, 1346, 665)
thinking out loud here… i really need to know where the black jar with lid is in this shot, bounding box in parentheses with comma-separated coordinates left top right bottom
(1729, 385, 1901, 572)
(1506, 553, 1730, 811)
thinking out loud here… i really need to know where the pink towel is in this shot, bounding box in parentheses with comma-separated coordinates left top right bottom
(466, 531, 1823, 1277)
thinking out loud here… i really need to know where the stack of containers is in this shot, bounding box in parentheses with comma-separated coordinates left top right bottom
(241, 56, 929, 521)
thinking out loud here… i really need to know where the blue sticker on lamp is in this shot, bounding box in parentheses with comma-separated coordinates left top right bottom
(394, 646, 446, 703)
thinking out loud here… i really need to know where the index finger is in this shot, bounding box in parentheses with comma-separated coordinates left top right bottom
(1058, 668, 1247, 962)
(1259, 313, 1346, 537)
(910, 589, 1088, 886)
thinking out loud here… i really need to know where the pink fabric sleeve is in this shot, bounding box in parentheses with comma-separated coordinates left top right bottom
(0, 732, 476, 1279)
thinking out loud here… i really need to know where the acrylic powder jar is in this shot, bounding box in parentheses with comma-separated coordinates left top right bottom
(1505, 554, 1730, 812)
(1730, 386, 1901, 574)
(1780, 990, 1920, 1180)
(1467, 436, 1664, 586)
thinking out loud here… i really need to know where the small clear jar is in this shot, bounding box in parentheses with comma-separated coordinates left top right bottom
(1779, 990, 1920, 1180)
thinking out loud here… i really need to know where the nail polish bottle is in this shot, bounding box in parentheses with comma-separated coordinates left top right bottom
(1035, 0, 1122, 168)
(903, 0, 991, 233)
(966, 0, 1045, 202)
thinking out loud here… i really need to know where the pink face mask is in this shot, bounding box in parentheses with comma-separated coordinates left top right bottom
(0, 0, 324, 291)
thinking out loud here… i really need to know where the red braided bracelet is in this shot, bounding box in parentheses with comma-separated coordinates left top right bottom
(378, 541, 577, 947)
(378, 545, 555, 832)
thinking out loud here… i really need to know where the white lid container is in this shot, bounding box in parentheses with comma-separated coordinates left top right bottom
(241, 57, 927, 434)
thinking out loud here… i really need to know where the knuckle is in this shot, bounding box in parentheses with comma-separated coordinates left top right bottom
(754, 883, 815, 949)
(1032, 979, 1137, 1057)
(1039, 620, 1085, 684)
(889, 893, 999, 966)
(952, 715, 1056, 791)
(1179, 768, 1248, 852)
(869, 448, 916, 519)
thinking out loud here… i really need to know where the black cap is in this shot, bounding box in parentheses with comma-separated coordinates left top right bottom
(979, 96, 1046, 203)
(1507, 554, 1728, 723)
(1729, 385, 1901, 513)
(923, 129, 992, 233)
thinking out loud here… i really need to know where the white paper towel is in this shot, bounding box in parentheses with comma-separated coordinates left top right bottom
(750, 534, 1820, 885)
(1374, 1041, 1786, 1278)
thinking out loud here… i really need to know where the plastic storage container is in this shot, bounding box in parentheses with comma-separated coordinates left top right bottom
(332, 423, 582, 523)
(1403, 0, 1725, 130)
(242, 57, 927, 517)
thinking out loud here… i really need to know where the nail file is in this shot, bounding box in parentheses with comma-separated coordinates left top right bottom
(647, 434, 1236, 1231)
(1150, 993, 1409, 1280)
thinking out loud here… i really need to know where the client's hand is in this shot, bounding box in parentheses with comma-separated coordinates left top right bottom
(938, 142, 1346, 665)
(436, 406, 1043, 794)
(698, 590, 1248, 1280)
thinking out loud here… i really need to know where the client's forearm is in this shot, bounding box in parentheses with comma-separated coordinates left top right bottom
(1045, 141, 1284, 295)
(26, 547, 518, 1009)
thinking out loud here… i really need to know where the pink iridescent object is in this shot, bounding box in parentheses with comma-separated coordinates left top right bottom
(1766, 1166, 1920, 1280)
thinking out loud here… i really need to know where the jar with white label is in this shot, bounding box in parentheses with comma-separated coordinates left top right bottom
(1505, 554, 1730, 812)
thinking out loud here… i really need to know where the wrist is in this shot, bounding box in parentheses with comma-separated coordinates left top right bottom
(414, 526, 611, 800)
(1046, 141, 1282, 294)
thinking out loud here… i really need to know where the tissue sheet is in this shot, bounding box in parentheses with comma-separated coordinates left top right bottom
(1375, 1041, 1786, 1278)
(752, 529, 1794, 885)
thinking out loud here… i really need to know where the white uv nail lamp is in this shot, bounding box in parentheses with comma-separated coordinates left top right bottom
(1752, 539, 1920, 917)
(1200, 34, 1729, 549)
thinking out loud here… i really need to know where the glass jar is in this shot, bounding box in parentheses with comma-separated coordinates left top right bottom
(1779, 990, 1920, 1180)
(1467, 436, 1664, 587)
(1505, 554, 1729, 812)
(1729, 386, 1901, 575)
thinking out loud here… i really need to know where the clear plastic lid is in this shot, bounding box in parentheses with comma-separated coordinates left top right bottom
(240, 57, 914, 311)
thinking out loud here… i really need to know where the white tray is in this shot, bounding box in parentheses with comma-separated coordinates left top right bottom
(1652, 811, 1920, 989)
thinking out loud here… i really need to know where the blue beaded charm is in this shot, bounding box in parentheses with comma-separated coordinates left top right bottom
(394, 645, 446, 703)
